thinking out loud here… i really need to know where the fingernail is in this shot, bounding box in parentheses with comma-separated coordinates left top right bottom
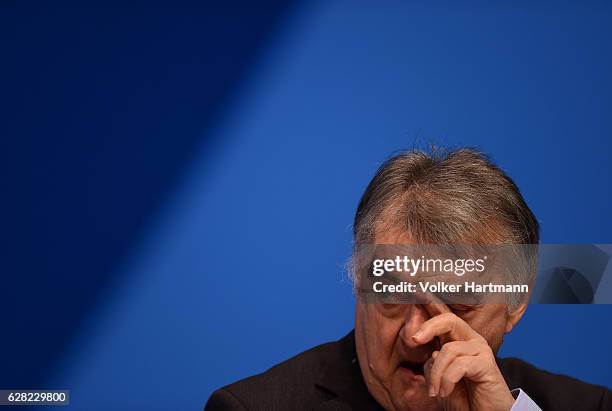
(412, 330, 423, 340)
(429, 387, 436, 397)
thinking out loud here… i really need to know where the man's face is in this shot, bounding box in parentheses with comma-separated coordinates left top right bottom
(354, 231, 522, 411)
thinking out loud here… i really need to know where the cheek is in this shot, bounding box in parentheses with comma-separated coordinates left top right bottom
(358, 306, 403, 374)
(464, 309, 508, 351)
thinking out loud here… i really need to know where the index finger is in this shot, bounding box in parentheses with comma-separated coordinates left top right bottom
(412, 307, 482, 345)
(423, 302, 452, 318)
(422, 302, 452, 346)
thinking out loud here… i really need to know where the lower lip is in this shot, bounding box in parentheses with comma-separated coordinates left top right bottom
(397, 366, 425, 381)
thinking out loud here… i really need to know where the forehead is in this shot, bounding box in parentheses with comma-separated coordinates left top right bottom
(365, 302, 509, 337)
(367, 229, 513, 319)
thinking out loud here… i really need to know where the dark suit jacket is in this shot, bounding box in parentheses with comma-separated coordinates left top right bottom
(205, 331, 612, 411)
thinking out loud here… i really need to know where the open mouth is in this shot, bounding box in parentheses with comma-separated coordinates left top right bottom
(399, 360, 425, 375)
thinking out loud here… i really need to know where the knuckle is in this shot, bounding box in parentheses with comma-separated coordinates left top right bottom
(479, 341, 493, 354)
(441, 312, 457, 321)
(441, 341, 460, 355)
(478, 347, 495, 364)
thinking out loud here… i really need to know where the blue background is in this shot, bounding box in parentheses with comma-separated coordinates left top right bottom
(1, 1, 611, 410)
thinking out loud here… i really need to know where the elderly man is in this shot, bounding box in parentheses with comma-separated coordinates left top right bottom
(205, 148, 611, 410)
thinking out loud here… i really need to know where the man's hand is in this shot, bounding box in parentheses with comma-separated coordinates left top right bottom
(411, 304, 515, 411)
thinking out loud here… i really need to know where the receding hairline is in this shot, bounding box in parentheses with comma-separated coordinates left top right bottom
(352, 147, 540, 247)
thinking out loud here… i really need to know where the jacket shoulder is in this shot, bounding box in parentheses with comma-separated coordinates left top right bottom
(205, 338, 346, 411)
(500, 357, 612, 410)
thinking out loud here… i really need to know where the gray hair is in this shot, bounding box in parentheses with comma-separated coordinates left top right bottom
(351, 147, 539, 305)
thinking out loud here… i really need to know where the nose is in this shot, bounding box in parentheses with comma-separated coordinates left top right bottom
(398, 304, 431, 349)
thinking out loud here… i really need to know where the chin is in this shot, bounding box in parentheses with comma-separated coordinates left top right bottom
(391, 374, 438, 411)
(398, 392, 438, 411)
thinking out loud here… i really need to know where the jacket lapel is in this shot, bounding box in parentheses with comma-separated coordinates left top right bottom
(313, 331, 385, 411)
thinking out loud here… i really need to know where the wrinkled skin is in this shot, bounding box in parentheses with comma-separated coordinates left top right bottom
(355, 231, 526, 411)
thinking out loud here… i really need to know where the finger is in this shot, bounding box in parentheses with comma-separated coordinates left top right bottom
(412, 312, 483, 345)
(423, 302, 452, 318)
(428, 340, 482, 396)
(423, 352, 438, 397)
(422, 302, 451, 348)
(439, 355, 484, 397)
